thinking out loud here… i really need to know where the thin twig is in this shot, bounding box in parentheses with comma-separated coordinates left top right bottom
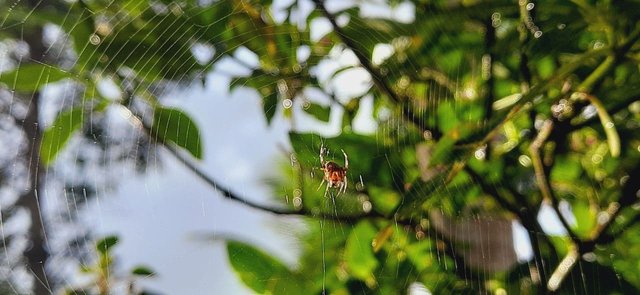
(123, 105, 379, 223)
(529, 120, 581, 243)
(517, 0, 533, 92)
(547, 246, 579, 292)
(483, 19, 496, 120)
(570, 96, 639, 130)
(465, 167, 520, 215)
(504, 185, 559, 261)
(412, 67, 457, 95)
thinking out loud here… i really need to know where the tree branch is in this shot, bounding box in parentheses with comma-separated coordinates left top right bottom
(465, 166, 549, 289)
(547, 246, 579, 293)
(517, 0, 533, 92)
(128, 110, 382, 222)
(529, 120, 581, 244)
(570, 95, 639, 131)
(123, 101, 488, 283)
(483, 19, 496, 120)
(311, 0, 427, 133)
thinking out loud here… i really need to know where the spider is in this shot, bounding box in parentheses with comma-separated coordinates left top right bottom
(317, 145, 349, 197)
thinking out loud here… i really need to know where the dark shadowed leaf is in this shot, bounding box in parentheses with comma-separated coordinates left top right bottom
(304, 103, 331, 122)
(131, 266, 155, 277)
(96, 236, 119, 254)
(344, 220, 379, 281)
(151, 107, 203, 159)
(263, 92, 278, 125)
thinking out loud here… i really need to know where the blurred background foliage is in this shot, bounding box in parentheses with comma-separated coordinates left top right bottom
(1, 0, 640, 294)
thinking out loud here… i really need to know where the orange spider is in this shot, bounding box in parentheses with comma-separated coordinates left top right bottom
(318, 145, 349, 196)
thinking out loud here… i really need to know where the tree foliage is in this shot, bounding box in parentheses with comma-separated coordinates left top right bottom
(1, 0, 640, 294)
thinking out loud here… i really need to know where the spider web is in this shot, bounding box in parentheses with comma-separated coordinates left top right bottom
(0, 0, 637, 294)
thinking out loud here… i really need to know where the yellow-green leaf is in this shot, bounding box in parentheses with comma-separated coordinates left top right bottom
(372, 225, 394, 253)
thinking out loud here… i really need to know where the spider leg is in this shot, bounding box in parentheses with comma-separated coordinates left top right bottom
(323, 182, 330, 199)
(341, 149, 348, 170)
(336, 182, 342, 197)
(343, 176, 347, 194)
(319, 144, 326, 166)
(317, 178, 325, 191)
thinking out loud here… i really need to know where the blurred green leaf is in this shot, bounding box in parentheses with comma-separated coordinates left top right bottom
(430, 136, 456, 165)
(551, 156, 582, 181)
(0, 64, 72, 92)
(572, 202, 595, 236)
(263, 92, 278, 125)
(96, 236, 119, 254)
(345, 221, 379, 282)
(151, 107, 203, 159)
(406, 241, 433, 272)
(226, 240, 304, 294)
(368, 186, 401, 215)
(40, 107, 84, 166)
(304, 103, 331, 122)
(437, 101, 458, 133)
(131, 266, 155, 277)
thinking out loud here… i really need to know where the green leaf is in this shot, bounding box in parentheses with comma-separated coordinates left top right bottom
(96, 236, 119, 254)
(437, 101, 458, 133)
(151, 107, 203, 159)
(263, 92, 278, 125)
(131, 266, 155, 277)
(430, 135, 455, 165)
(344, 221, 379, 281)
(551, 156, 581, 181)
(397, 164, 454, 217)
(368, 186, 401, 214)
(406, 241, 434, 272)
(40, 107, 84, 166)
(226, 240, 303, 294)
(304, 103, 331, 122)
(572, 202, 595, 237)
(0, 64, 72, 92)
